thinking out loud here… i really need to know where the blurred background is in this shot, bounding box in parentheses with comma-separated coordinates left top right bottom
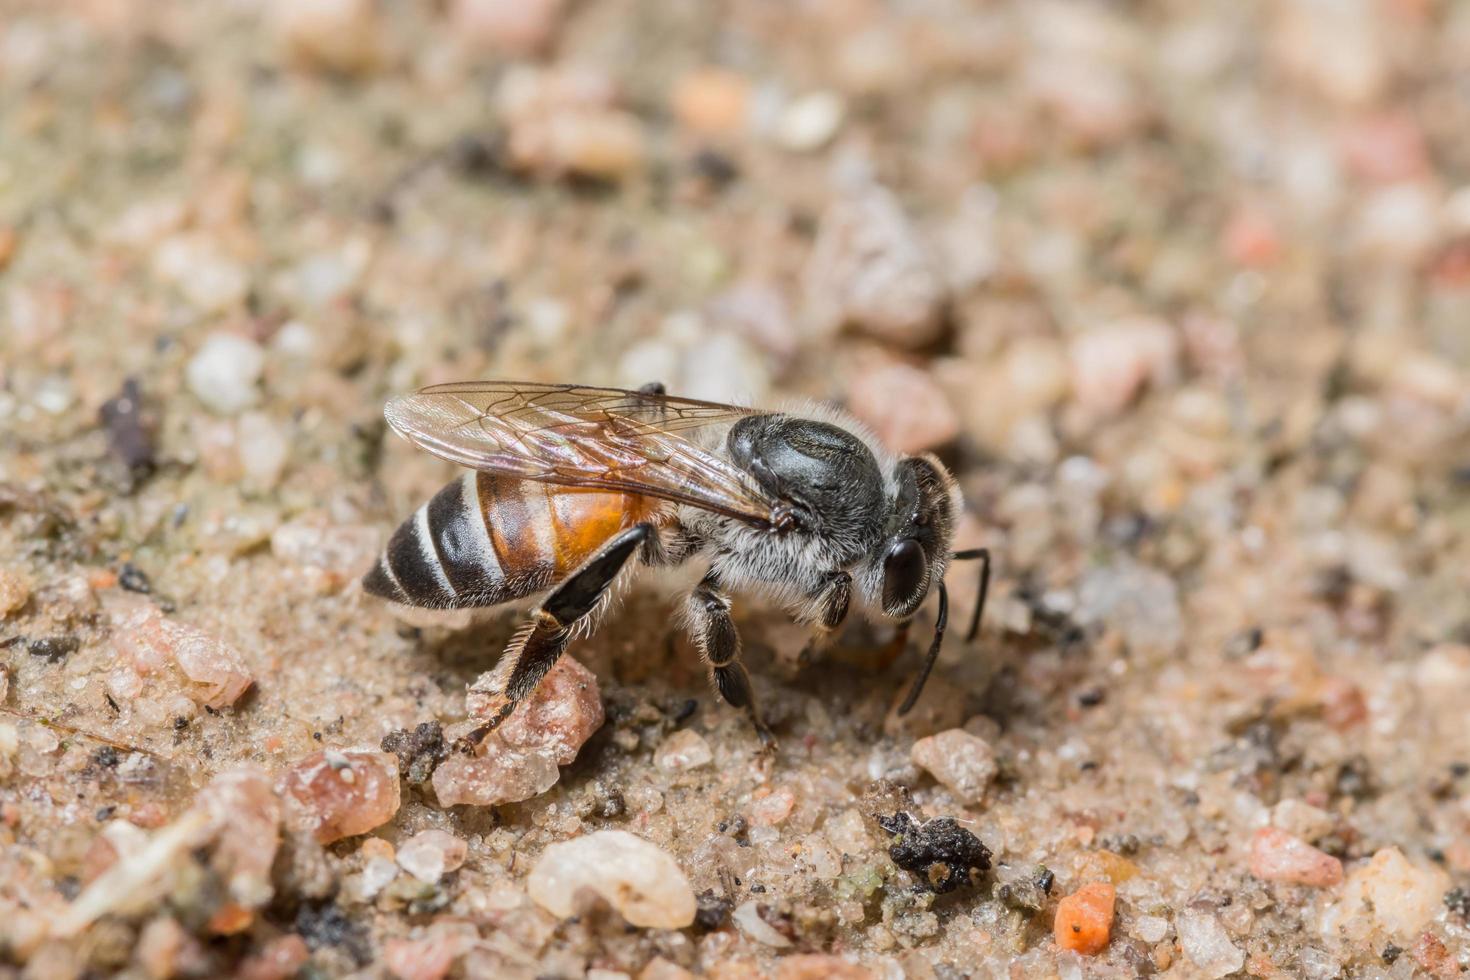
(3, 0, 1470, 976)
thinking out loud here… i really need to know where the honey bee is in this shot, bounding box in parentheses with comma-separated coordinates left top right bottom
(363, 381, 990, 747)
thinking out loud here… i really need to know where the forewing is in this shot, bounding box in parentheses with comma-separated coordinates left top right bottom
(383, 381, 776, 525)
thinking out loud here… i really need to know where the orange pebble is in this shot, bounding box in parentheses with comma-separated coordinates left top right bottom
(1054, 882, 1116, 955)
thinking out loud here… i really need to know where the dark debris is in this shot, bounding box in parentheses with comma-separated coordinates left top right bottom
(380, 721, 448, 784)
(877, 811, 992, 894)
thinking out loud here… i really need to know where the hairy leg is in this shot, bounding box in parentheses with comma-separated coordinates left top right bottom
(684, 572, 774, 747)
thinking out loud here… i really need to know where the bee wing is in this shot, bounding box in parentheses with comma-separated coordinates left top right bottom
(383, 381, 780, 526)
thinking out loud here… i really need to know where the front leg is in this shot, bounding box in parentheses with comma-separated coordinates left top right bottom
(684, 573, 774, 747)
(796, 571, 852, 664)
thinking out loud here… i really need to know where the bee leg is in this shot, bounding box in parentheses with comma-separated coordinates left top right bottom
(796, 571, 852, 665)
(458, 523, 651, 752)
(686, 574, 775, 750)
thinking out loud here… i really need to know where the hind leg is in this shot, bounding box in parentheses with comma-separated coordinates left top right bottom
(459, 523, 652, 750)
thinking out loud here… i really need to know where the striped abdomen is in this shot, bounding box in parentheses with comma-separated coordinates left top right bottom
(363, 471, 654, 608)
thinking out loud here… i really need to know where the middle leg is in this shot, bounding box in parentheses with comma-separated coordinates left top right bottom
(683, 572, 774, 746)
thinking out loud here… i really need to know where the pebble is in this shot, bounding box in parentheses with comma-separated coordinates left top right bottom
(654, 729, 713, 772)
(824, 808, 873, 856)
(497, 67, 645, 182)
(909, 729, 998, 805)
(112, 603, 253, 709)
(186, 333, 266, 415)
(152, 235, 249, 314)
(0, 568, 30, 618)
(845, 355, 960, 454)
(775, 91, 846, 152)
(396, 830, 468, 883)
(1177, 910, 1245, 978)
(1269, 799, 1335, 843)
(1069, 318, 1180, 416)
(278, 748, 402, 844)
(672, 68, 750, 136)
(773, 954, 875, 979)
(1249, 827, 1343, 888)
(1318, 847, 1450, 942)
(1053, 882, 1115, 955)
(468, 656, 604, 766)
(679, 331, 771, 404)
(193, 768, 283, 909)
(748, 786, 796, 827)
(382, 927, 474, 980)
(1131, 914, 1169, 945)
(273, 0, 385, 75)
(236, 934, 310, 980)
(527, 830, 696, 929)
(271, 517, 381, 586)
(733, 900, 793, 948)
(1353, 184, 1439, 262)
(431, 748, 560, 807)
(1075, 558, 1183, 659)
(236, 412, 290, 489)
(451, 0, 563, 56)
(804, 177, 948, 348)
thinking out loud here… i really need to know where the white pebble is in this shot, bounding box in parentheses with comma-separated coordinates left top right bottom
(733, 900, 792, 948)
(910, 729, 997, 805)
(527, 830, 695, 929)
(1177, 910, 1244, 979)
(776, 91, 845, 152)
(396, 830, 468, 883)
(187, 333, 266, 415)
(236, 412, 290, 489)
(654, 729, 713, 772)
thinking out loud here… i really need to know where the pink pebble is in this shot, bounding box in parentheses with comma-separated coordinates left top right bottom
(1249, 827, 1343, 888)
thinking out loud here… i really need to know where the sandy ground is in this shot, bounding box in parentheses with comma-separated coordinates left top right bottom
(2, 1, 1470, 977)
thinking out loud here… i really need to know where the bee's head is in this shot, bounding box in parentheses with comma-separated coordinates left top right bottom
(875, 455, 959, 620)
(871, 454, 990, 717)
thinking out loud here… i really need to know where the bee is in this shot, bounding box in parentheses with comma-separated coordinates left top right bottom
(362, 381, 990, 747)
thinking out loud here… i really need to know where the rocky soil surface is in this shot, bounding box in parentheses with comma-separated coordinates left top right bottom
(2, 1, 1470, 977)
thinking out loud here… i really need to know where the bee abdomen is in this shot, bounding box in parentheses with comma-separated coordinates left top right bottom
(363, 471, 513, 608)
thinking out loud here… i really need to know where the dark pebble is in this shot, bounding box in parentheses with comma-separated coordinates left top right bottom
(118, 563, 151, 594)
(28, 636, 79, 663)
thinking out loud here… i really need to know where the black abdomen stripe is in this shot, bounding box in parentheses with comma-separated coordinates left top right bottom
(363, 472, 513, 609)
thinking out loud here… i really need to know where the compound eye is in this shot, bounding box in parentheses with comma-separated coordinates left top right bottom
(882, 539, 928, 616)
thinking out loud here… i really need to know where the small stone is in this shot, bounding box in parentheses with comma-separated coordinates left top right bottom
(775, 91, 845, 152)
(497, 67, 644, 183)
(910, 729, 997, 805)
(237, 934, 310, 980)
(396, 830, 468, 883)
(1177, 910, 1245, 978)
(679, 330, 771, 405)
(639, 959, 695, 980)
(1354, 184, 1440, 263)
(804, 176, 947, 348)
(451, 0, 563, 56)
(152, 236, 249, 314)
(1249, 827, 1343, 888)
(237, 412, 290, 489)
(824, 808, 873, 856)
(733, 900, 793, 948)
(278, 749, 402, 844)
(186, 333, 266, 415)
(112, 603, 253, 709)
(194, 768, 283, 909)
(773, 954, 874, 979)
(482, 656, 605, 765)
(655, 729, 713, 772)
(1070, 318, 1180, 416)
(274, 0, 385, 75)
(1340, 113, 1428, 183)
(1076, 558, 1183, 660)
(527, 830, 696, 929)
(271, 517, 381, 586)
(0, 568, 30, 618)
(382, 925, 475, 980)
(748, 786, 795, 827)
(431, 749, 559, 807)
(1132, 914, 1169, 945)
(136, 917, 207, 980)
(1270, 799, 1336, 844)
(845, 355, 960, 454)
(1319, 847, 1451, 943)
(1054, 882, 1115, 955)
(672, 68, 750, 136)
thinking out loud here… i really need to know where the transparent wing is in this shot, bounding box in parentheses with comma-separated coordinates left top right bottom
(383, 381, 778, 525)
